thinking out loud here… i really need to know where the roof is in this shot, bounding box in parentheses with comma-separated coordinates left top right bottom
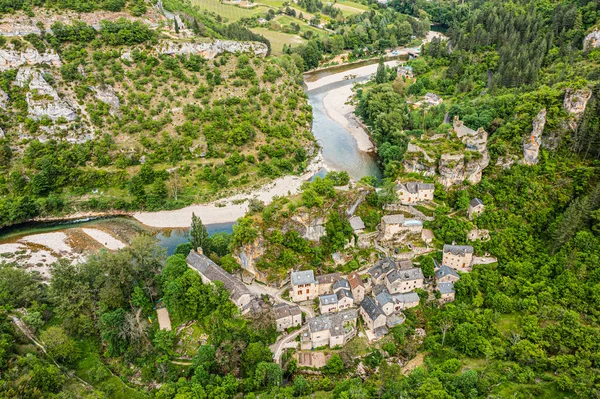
(443, 244, 474, 256)
(273, 303, 302, 320)
(436, 265, 460, 280)
(470, 198, 484, 207)
(349, 216, 365, 231)
(316, 272, 341, 285)
(397, 182, 435, 194)
(308, 309, 358, 334)
(368, 258, 397, 280)
(372, 284, 387, 296)
(336, 288, 354, 301)
(347, 272, 364, 290)
(291, 270, 316, 286)
(398, 260, 413, 269)
(319, 293, 338, 306)
(375, 290, 394, 306)
(361, 296, 386, 321)
(386, 267, 424, 284)
(437, 282, 455, 294)
(186, 251, 251, 303)
(393, 292, 420, 304)
(382, 214, 405, 225)
(332, 278, 350, 291)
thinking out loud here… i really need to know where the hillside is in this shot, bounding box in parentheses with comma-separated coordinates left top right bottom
(0, 3, 316, 227)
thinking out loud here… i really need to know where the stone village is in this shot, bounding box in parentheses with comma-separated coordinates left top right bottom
(182, 179, 495, 366)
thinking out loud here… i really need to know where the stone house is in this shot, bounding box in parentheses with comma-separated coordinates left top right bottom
(319, 293, 338, 314)
(300, 309, 358, 350)
(385, 267, 424, 294)
(435, 265, 460, 283)
(349, 216, 365, 233)
(273, 303, 302, 332)
(442, 244, 474, 271)
(360, 296, 387, 332)
(396, 182, 435, 205)
(375, 290, 396, 315)
(187, 251, 254, 311)
(347, 272, 365, 303)
(468, 198, 484, 219)
(380, 215, 424, 240)
(336, 289, 354, 310)
(393, 292, 420, 309)
(437, 282, 455, 303)
(368, 258, 398, 286)
(290, 270, 318, 302)
(316, 272, 341, 295)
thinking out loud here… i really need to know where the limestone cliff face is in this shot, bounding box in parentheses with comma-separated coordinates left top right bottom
(15, 68, 78, 122)
(564, 88, 592, 130)
(156, 39, 268, 58)
(523, 109, 546, 165)
(91, 85, 121, 116)
(584, 29, 600, 51)
(0, 88, 8, 109)
(0, 48, 61, 71)
(233, 237, 266, 280)
(292, 214, 326, 242)
(403, 143, 436, 176)
(438, 154, 464, 187)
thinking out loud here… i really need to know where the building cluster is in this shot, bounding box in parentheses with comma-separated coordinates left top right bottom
(380, 214, 424, 241)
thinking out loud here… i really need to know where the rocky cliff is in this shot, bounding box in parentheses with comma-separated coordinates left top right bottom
(584, 29, 600, 51)
(0, 48, 62, 71)
(156, 39, 268, 59)
(233, 237, 266, 281)
(523, 109, 546, 165)
(563, 88, 592, 130)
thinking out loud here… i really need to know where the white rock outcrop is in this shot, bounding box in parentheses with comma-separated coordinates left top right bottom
(91, 85, 121, 116)
(523, 109, 546, 165)
(16, 68, 77, 122)
(564, 88, 592, 115)
(0, 88, 8, 109)
(0, 48, 62, 71)
(157, 39, 268, 58)
(584, 29, 600, 51)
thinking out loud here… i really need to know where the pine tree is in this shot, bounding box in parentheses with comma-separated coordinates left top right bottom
(190, 213, 209, 254)
(375, 57, 386, 84)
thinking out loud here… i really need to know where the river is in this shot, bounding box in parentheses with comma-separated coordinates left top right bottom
(0, 57, 389, 255)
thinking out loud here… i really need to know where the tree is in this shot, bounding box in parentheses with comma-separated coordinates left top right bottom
(153, 329, 176, 354)
(323, 354, 344, 375)
(40, 326, 80, 365)
(375, 56, 387, 84)
(167, 170, 183, 201)
(421, 256, 435, 277)
(190, 213, 209, 254)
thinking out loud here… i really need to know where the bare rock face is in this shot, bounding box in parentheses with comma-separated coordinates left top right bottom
(523, 109, 546, 165)
(584, 29, 600, 51)
(0, 48, 62, 71)
(403, 143, 436, 176)
(157, 39, 268, 59)
(292, 214, 326, 242)
(0, 128, 4, 138)
(496, 155, 517, 169)
(15, 68, 77, 122)
(563, 88, 592, 130)
(91, 85, 121, 116)
(233, 237, 266, 280)
(438, 153, 465, 187)
(464, 151, 490, 184)
(0, 88, 8, 109)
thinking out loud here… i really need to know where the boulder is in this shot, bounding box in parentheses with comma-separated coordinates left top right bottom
(0, 48, 61, 71)
(157, 39, 268, 58)
(584, 29, 600, 51)
(522, 109, 546, 165)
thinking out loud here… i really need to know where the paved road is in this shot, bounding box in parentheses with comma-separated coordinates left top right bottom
(270, 325, 307, 364)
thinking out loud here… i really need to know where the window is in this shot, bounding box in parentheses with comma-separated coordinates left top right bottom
(306, 289, 310, 294)
(298, 290, 302, 295)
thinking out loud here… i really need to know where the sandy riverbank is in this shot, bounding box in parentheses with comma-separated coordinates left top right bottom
(322, 84, 375, 153)
(133, 153, 324, 228)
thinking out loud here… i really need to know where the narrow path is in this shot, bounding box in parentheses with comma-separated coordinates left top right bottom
(270, 325, 307, 364)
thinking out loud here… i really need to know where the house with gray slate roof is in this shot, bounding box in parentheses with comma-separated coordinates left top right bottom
(319, 293, 339, 314)
(187, 251, 254, 311)
(273, 303, 302, 331)
(396, 181, 434, 204)
(468, 198, 485, 219)
(435, 265, 460, 283)
(443, 244, 474, 271)
(290, 270, 317, 302)
(393, 292, 420, 309)
(360, 296, 387, 332)
(300, 309, 358, 350)
(437, 282, 456, 303)
(386, 267, 424, 294)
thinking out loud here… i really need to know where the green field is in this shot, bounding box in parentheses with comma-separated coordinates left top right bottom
(256, 0, 287, 7)
(190, 0, 269, 21)
(333, 0, 369, 16)
(251, 27, 306, 54)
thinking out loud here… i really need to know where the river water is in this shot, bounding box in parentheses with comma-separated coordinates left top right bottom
(0, 61, 384, 252)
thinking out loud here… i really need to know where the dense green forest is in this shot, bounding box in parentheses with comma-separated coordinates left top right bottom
(1, 0, 600, 398)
